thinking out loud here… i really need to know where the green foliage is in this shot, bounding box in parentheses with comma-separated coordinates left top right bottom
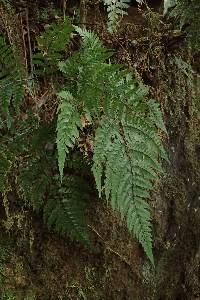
(33, 19, 73, 75)
(171, 56, 194, 88)
(57, 28, 167, 263)
(2, 290, 16, 300)
(0, 21, 167, 264)
(0, 36, 24, 128)
(17, 156, 51, 210)
(16, 121, 56, 210)
(0, 113, 55, 206)
(0, 107, 91, 246)
(147, 99, 168, 134)
(171, 0, 200, 50)
(56, 91, 82, 181)
(102, 0, 131, 33)
(92, 118, 164, 264)
(44, 175, 90, 245)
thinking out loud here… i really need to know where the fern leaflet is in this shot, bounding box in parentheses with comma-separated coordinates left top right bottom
(147, 99, 167, 134)
(17, 157, 51, 210)
(56, 91, 82, 181)
(44, 175, 90, 245)
(103, 0, 131, 32)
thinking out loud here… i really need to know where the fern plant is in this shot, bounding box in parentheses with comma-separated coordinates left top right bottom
(33, 18, 73, 75)
(56, 28, 167, 264)
(44, 175, 90, 245)
(0, 36, 25, 128)
(56, 91, 82, 180)
(0, 106, 91, 246)
(0, 24, 91, 247)
(102, 0, 131, 32)
(17, 154, 52, 210)
(0, 22, 167, 264)
(170, 0, 200, 50)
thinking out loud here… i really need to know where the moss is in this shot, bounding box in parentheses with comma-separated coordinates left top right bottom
(0, 1, 199, 299)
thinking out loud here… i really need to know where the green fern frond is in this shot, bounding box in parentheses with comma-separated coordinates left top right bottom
(17, 157, 51, 210)
(58, 29, 119, 118)
(58, 28, 114, 80)
(0, 115, 55, 208)
(33, 19, 73, 75)
(171, 0, 200, 50)
(127, 197, 153, 263)
(58, 29, 167, 263)
(59, 29, 150, 121)
(74, 26, 103, 50)
(124, 118, 167, 161)
(44, 175, 90, 245)
(103, 0, 131, 32)
(147, 99, 167, 133)
(0, 36, 24, 127)
(92, 119, 160, 264)
(56, 91, 82, 181)
(92, 121, 116, 197)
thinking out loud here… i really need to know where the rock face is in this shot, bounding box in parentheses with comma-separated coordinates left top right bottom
(101, 19, 200, 299)
(0, 1, 199, 299)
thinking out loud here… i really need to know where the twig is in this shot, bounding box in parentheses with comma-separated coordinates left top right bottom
(19, 12, 28, 73)
(25, 8, 33, 76)
(88, 224, 132, 267)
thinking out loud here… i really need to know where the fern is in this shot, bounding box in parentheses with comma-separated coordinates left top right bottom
(33, 19, 73, 75)
(102, 0, 131, 32)
(147, 99, 168, 135)
(44, 175, 90, 245)
(92, 117, 164, 264)
(0, 22, 92, 249)
(56, 91, 82, 181)
(171, 0, 200, 50)
(16, 120, 57, 209)
(57, 29, 167, 263)
(0, 114, 56, 209)
(0, 21, 168, 263)
(58, 28, 120, 118)
(0, 36, 24, 128)
(17, 157, 51, 210)
(0, 74, 89, 246)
